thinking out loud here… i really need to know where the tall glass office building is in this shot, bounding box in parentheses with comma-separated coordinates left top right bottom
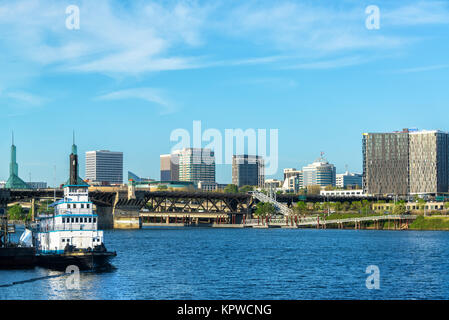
(363, 129, 449, 196)
(409, 130, 449, 195)
(362, 131, 410, 195)
(302, 158, 336, 187)
(178, 148, 215, 184)
(232, 155, 265, 187)
(85, 150, 123, 185)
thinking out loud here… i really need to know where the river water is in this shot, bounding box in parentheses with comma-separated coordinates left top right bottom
(1, 227, 449, 300)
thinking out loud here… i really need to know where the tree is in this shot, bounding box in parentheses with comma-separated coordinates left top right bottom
(239, 185, 254, 193)
(255, 202, 276, 218)
(8, 204, 24, 220)
(361, 200, 372, 214)
(393, 203, 406, 215)
(38, 200, 54, 215)
(322, 202, 331, 214)
(342, 201, 351, 212)
(351, 201, 362, 211)
(157, 184, 168, 190)
(224, 184, 238, 194)
(294, 201, 308, 215)
(334, 202, 342, 212)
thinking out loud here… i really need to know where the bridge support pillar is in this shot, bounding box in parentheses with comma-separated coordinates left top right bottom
(31, 198, 36, 222)
(96, 206, 114, 230)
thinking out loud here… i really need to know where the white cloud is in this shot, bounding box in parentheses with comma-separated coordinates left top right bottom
(0, 90, 47, 106)
(0, 0, 210, 74)
(281, 56, 370, 70)
(0, 0, 448, 77)
(222, 2, 408, 54)
(394, 64, 449, 73)
(383, 1, 449, 26)
(96, 88, 174, 114)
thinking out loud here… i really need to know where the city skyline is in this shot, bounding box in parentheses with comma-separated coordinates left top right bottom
(3, 127, 449, 187)
(0, 130, 370, 186)
(1, 0, 449, 185)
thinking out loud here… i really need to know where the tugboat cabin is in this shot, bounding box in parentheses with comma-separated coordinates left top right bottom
(36, 184, 104, 254)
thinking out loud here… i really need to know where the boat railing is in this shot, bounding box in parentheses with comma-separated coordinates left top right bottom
(54, 209, 95, 216)
(39, 223, 98, 232)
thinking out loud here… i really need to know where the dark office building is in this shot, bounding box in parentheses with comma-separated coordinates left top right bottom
(232, 155, 264, 188)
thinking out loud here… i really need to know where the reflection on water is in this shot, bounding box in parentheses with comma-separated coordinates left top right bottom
(2, 228, 449, 299)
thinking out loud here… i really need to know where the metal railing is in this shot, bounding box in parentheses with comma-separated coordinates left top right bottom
(244, 214, 417, 227)
(251, 191, 292, 216)
(38, 223, 97, 232)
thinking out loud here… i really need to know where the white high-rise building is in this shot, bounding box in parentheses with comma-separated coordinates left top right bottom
(282, 168, 303, 192)
(178, 148, 215, 184)
(302, 157, 336, 187)
(85, 150, 123, 185)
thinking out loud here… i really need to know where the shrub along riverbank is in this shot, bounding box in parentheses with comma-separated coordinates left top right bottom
(409, 216, 449, 231)
(315, 211, 449, 231)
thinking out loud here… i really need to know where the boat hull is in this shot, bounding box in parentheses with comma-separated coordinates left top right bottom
(0, 247, 36, 269)
(36, 251, 117, 271)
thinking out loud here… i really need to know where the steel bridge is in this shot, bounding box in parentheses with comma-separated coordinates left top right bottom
(0, 188, 396, 229)
(3, 189, 390, 209)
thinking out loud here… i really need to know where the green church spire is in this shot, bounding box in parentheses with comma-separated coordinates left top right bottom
(5, 132, 29, 189)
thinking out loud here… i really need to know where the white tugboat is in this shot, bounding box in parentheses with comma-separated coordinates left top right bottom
(34, 139, 116, 270)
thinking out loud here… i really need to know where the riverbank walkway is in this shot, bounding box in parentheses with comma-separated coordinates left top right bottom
(244, 214, 417, 230)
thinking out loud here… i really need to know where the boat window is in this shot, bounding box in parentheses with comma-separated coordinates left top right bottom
(87, 204, 90, 209)
(62, 218, 65, 223)
(62, 239, 65, 242)
(81, 204, 84, 209)
(67, 204, 71, 209)
(73, 204, 77, 209)
(75, 218, 79, 223)
(89, 218, 92, 223)
(93, 218, 97, 223)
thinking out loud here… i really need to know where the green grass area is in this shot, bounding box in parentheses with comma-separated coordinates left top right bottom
(409, 216, 449, 230)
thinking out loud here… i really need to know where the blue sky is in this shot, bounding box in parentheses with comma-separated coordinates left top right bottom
(1, 0, 449, 185)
